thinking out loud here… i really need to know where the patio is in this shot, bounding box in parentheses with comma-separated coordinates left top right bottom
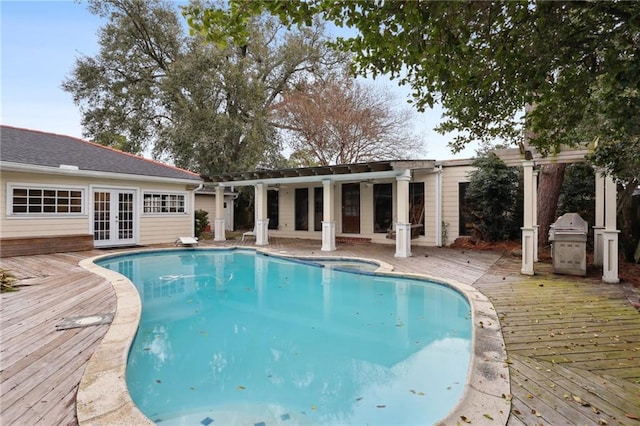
(1, 238, 638, 425)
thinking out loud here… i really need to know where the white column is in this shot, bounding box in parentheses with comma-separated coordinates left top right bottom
(214, 185, 226, 241)
(602, 174, 619, 283)
(395, 281, 409, 341)
(321, 179, 336, 251)
(395, 170, 412, 258)
(435, 165, 443, 247)
(322, 266, 332, 321)
(593, 169, 605, 266)
(255, 183, 269, 246)
(521, 160, 535, 275)
(532, 169, 539, 262)
(255, 254, 266, 308)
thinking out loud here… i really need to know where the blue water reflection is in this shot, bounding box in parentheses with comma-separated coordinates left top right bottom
(98, 250, 471, 425)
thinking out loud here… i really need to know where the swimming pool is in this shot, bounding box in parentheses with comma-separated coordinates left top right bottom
(96, 249, 472, 425)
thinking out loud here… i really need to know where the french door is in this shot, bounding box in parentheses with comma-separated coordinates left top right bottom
(93, 189, 137, 247)
(342, 183, 361, 234)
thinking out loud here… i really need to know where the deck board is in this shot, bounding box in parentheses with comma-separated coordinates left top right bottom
(1, 252, 115, 426)
(474, 254, 640, 425)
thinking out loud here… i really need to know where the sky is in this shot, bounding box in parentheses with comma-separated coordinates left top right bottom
(1, 0, 478, 161)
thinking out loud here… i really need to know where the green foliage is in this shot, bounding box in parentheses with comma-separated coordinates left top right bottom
(466, 153, 520, 242)
(557, 164, 596, 227)
(186, 1, 639, 179)
(194, 209, 209, 238)
(64, 0, 336, 175)
(1, 268, 18, 293)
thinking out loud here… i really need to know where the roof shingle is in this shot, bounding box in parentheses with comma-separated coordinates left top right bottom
(0, 125, 201, 182)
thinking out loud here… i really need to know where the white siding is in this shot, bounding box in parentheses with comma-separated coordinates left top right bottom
(440, 165, 474, 245)
(241, 163, 475, 248)
(194, 194, 234, 231)
(1, 171, 91, 238)
(1, 170, 197, 246)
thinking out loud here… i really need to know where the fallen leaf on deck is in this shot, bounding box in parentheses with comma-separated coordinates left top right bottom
(483, 413, 494, 420)
(460, 415, 471, 423)
(572, 395, 590, 406)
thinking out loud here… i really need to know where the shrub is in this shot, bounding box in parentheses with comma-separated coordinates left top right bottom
(1, 268, 18, 293)
(466, 153, 520, 242)
(194, 209, 209, 238)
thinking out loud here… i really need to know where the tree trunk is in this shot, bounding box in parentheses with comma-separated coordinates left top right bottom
(537, 163, 567, 247)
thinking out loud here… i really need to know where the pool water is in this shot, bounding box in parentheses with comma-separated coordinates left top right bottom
(97, 250, 472, 425)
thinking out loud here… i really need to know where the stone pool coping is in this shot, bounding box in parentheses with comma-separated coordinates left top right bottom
(77, 246, 510, 425)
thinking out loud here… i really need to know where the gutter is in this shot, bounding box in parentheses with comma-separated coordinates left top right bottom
(212, 169, 409, 187)
(1, 161, 202, 186)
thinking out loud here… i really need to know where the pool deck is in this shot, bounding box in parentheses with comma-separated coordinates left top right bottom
(1, 238, 639, 425)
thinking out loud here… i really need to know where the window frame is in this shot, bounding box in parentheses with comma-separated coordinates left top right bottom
(458, 182, 474, 237)
(294, 187, 309, 231)
(7, 183, 87, 217)
(373, 183, 393, 233)
(142, 191, 188, 215)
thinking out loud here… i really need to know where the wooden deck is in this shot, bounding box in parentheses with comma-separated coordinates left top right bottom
(1, 238, 638, 425)
(474, 258, 640, 426)
(0, 250, 115, 425)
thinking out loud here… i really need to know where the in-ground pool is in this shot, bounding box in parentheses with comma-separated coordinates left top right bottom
(97, 249, 472, 425)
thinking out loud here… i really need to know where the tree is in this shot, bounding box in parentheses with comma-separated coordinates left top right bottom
(184, 0, 639, 258)
(63, 0, 337, 175)
(272, 70, 422, 166)
(465, 153, 520, 242)
(557, 163, 596, 228)
(185, 2, 637, 150)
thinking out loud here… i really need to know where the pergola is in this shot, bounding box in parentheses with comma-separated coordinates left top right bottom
(494, 146, 619, 283)
(203, 160, 436, 258)
(203, 150, 620, 284)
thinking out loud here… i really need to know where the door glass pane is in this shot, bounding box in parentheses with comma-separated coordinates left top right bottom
(410, 182, 425, 236)
(118, 193, 134, 240)
(342, 183, 360, 234)
(295, 188, 309, 231)
(94, 192, 110, 241)
(267, 190, 279, 229)
(314, 187, 323, 232)
(374, 183, 393, 233)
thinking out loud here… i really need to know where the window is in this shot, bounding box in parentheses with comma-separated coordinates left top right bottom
(410, 182, 425, 236)
(143, 192, 186, 214)
(294, 188, 309, 231)
(373, 183, 393, 233)
(267, 190, 279, 229)
(10, 186, 84, 215)
(314, 187, 323, 231)
(459, 182, 473, 236)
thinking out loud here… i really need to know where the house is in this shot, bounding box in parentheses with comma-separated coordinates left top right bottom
(205, 151, 620, 283)
(203, 159, 476, 256)
(0, 125, 203, 257)
(2, 125, 619, 282)
(194, 186, 237, 231)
